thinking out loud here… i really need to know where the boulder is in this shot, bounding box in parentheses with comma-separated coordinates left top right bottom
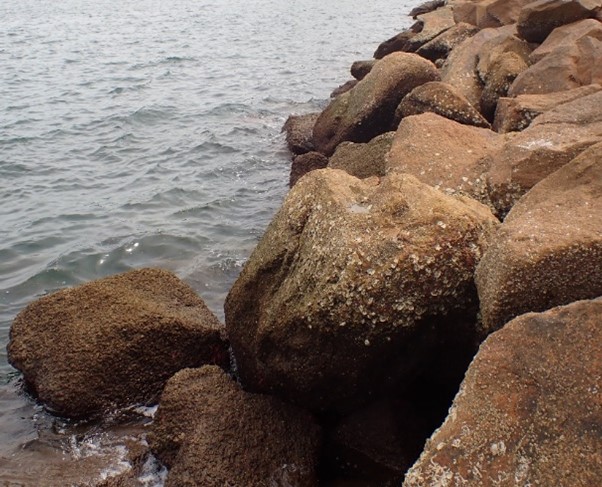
(373, 29, 419, 60)
(290, 151, 329, 187)
(282, 112, 319, 155)
(7, 268, 229, 419)
(493, 83, 602, 133)
(313, 53, 440, 156)
(476, 142, 602, 332)
(405, 7, 457, 53)
(149, 366, 321, 486)
(395, 81, 491, 128)
(485, 90, 602, 215)
(409, 0, 446, 19)
(327, 132, 394, 179)
(350, 60, 376, 81)
(386, 113, 503, 203)
(403, 298, 602, 487)
(475, 33, 532, 84)
(416, 22, 480, 62)
(517, 0, 601, 43)
(330, 79, 359, 98)
(225, 169, 499, 412)
(449, 0, 534, 28)
(530, 18, 602, 63)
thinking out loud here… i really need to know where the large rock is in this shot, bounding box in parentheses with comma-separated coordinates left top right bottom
(374, 29, 418, 60)
(225, 169, 499, 412)
(350, 60, 377, 81)
(404, 298, 602, 487)
(282, 112, 319, 155)
(7, 268, 229, 418)
(149, 366, 321, 486)
(449, 0, 534, 28)
(416, 22, 480, 63)
(386, 113, 503, 203)
(409, 0, 446, 19)
(313, 53, 440, 155)
(476, 142, 602, 332)
(395, 81, 490, 128)
(475, 32, 532, 84)
(327, 132, 394, 179)
(290, 151, 329, 187)
(493, 83, 602, 132)
(517, 0, 601, 43)
(485, 90, 602, 215)
(405, 7, 457, 53)
(529, 18, 602, 63)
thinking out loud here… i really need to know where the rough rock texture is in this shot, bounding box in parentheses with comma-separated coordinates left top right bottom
(313, 53, 440, 156)
(282, 112, 319, 155)
(493, 83, 602, 133)
(476, 143, 602, 333)
(396, 81, 491, 128)
(386, 113, 503, 203)
(7, 268, 229, 419)
(529, 18, 602, 63)
(149, 366, 321, 486)
(290, 151, 329, 187)
(404, 298, 602, 487)
(416, 22, 480, 62)
(327, 132, 394, 179)
(409, 0, 446, 19)
(351, 60, 376, 81)
(225, 169, 499, 412)
(449, 0, 534, 28)
(517, 0, 601, 43)
(485, 90, 602, 215)
(475, 33, 532, 84)
(510, 27, 602, 95)
(373, 29, 418, 60)
(405, 7, 457, 53)
(331, 79, 359, 98)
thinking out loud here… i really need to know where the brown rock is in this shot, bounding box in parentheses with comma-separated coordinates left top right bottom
(396, 81, 491, 128)
(386, 113, 503, 203)
(416, 22, 480, 62)
(290, 151, 329, 187)
(517, 0, 601, 43)
(225, 169, 499, 412)
(493, 84, 602, 132)
(313, 53, 440, 156)
(7, 268, 229, 419)
(149, 366, 321, 486)
(327, 132, 394, 179)
(282, 112, 319, 155)
(330, 79, 359, 98)
(350, 60, 376, 81)
(449, 0, 534, 28)
(476, 33, 532, 84)
(485, 90, 602, 215)
(405, 7, 456, 52)
(477, 142, 602, 332)
(404, 298, 602, 487)
(373, 23, 422, 59)
(409, 0, 446, 19)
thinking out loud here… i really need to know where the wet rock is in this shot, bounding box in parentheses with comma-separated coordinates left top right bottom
(327, 132, 394, 179)
(409, 0, 446, 19)
(416, 22, 480, 63)
(331, 80, 359, 98)
(7, 268, 229, 419)
(313, 53, 440, 156)
(395, 81, 491, 128)
(517, 0, 601, 43)
(224, 169, 499, 412)
(485, 90, 602, 216)
(386, 113, 503, 203)
(149, 366, 321, 486)
(373, 28, 419, 60)
(493, 83, 602, 133)
(350, 60, 376, 81)
(404, 7, 456, 53)
(282, 112, 319, 155)
(403, 298, 602, 487)
(476, 142, 602, 332)
(529, 18, 602, 63)
(290, 151, 329, 187)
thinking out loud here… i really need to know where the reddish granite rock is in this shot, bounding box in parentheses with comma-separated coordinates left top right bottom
(404, 298, 602, 487)
(404, 7, 456, 53)
(327, 132, 394, 179)
(475, 33, 532, 84)
(449, 0, 534, 28)
(416, 22, 480, 63)
(290, 151, 329, 187)
(529, 18, 602, 63)
(477, 142, 602, 332)
(282, 112, 319, 155)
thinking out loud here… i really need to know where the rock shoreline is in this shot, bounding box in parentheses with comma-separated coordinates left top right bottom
(7, 0, 602, 485)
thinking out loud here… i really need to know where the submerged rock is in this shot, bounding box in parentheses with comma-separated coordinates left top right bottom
(7, 268, 229, 419)
(327, 132, 394, 179)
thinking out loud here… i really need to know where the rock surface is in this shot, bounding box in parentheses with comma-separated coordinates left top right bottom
(283, 112, 319, 155)
(290, 151, 329, 187)
(449, 0, 534, 28)
(405, 7, 456, 53)
(416, 22, 480, 62)
(476, 142, 602, 332)
(327, 132, 394, 179)
(373, 30, 417, 60)
(409, 0, 446, 19)
(313, 53, 439, 155)
(350, 60, 376, 81)
(403, 298, 602, 487)
(149, 366, 321, 486)
(225, 169, 499, 412)
(7, 268, 229, 418)
(529, 18, 602, 63)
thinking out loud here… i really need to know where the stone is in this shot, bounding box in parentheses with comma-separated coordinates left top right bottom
(485, 90, 602, 216)
(416, 22, 480, 62)
(409, 0, 446, 19)
(493, 83, 602, 133)
(327, 132, 394, 179)
(7, 268, 229, 419)
(449, 0, 534, 28)
(225, 169, 499, 412)
(290, 151, 329, 187)
(475, 33, 532, 84)
(395, 81, 491, 128)
(149, 366, 321, 486)
(330, 79, 359, 98)
(517, 0, 601, 43)
(373, 28, 419, 60)
(350, 60, 376, 81)
(313, 53, 440, 156)
(386, 113, 503, 204)
(403, 298, 602, 487)
(476, 142, 602, 332)
(282, 112, 319, 155)
(404, 7, 457, 53)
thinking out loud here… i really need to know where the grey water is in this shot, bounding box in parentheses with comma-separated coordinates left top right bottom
(0, 0, 413, 484)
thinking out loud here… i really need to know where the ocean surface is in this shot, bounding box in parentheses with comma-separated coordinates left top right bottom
(0, 0, 414, 484)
